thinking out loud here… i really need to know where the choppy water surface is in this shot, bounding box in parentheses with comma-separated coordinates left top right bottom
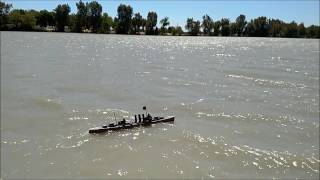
(1, 32, 319, 179)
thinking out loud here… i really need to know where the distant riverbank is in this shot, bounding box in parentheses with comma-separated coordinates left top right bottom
(1, 1, 319, 38)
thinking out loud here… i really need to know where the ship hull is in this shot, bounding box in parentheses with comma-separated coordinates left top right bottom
(89, 116, 174, 134)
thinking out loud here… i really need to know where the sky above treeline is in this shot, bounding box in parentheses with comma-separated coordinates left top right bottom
(4, 0, 320, 27)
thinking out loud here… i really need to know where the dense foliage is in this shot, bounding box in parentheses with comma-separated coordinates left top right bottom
(1, 1, 319, 38)
(146, 11, 158, 35)
(185, 18, 201, 36)
(160, 17, 169, 35)
(116, 4, 133, 34)
(54, 4, 70, 32)
(131, 13, 143, 34)
(201, 14, 213, 35)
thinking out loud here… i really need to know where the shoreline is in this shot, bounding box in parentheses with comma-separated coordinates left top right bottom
(1, 30, 319, 39)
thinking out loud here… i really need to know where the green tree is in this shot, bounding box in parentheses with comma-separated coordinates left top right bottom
(160, 16, 169, 34)
(75, 0, 88, 32)
(201, 14, 213, 35)
(213, 20, 220, 36)
(0, 1, 12, 26)
(146, 11, 158, 35)
(235, 14, 246, 36)
(68, 13, 77, 32)
(220, 18, 230, 36)
(8, 9, 36, 30)
(141, 18, 147, 32)
(306, 25, 319, 38)
(185, 18, 200, 36)
(100, 13, 113, 33)
(28, 9, 39, 18)
(54, 4, 70, 32)
(268, 19, 283, 37)
(168, 26, 183, 36)
(230, 22, 237, 36)
(36, 10, 54, 27)
(116, 4, 133, 34)
(282, 21, 298, 38)
(112, 17, 118, 32)
(297, 23, 306, 38)
(168, 26, 175, 35)
(0, 1, 12, 16)
(313, 26, 320, 38)
(87, 1, 102, 33)
(131, 13, 143, 33)
(48, 11, 55, 26)
(252, 16, 270, 37)
(175, 26, 183, 36)
(155, 26, 159, 35)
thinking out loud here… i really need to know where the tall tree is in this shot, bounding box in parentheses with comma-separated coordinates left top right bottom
(185, 18, 200, 36)
(112, 17, 118, 32)
(235, 14, 246, 36)
(268, 19, 283, 37)
(297, 23, 306, 38)
(244, 20, 254, 36)
(68, 13, 77, 32)
(75, 0, 88, 32)
(146, 11, 157, 35)
(100, 13, 113, 33)
(87, 1, 102, 33)
(252, 16, 270, 37)
(54, 4, 70, 32)
(201, 14, 213, 35)
(160, 16, 169, 34)
(131, 13, 143, 33)
(220, 18, 230, 36)
(0, 1, 12, 26)
(141, 17, 147, 32)
(213, 20, 221, 36)
(283, 21, 298, 38)
(230, 22, 237, 36)
(36, 10, 54, 27)
(116, 4, 133, 34)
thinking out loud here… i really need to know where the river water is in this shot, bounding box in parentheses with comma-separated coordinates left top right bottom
(1, 32, 319, 179)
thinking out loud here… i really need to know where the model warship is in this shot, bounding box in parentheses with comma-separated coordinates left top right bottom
(89, 106, 175, 134)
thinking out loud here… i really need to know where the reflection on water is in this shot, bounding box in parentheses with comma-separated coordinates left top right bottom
(1, 32, 319, 179)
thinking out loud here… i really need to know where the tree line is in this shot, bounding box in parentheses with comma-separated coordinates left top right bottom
(1, 1, 319, 38)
